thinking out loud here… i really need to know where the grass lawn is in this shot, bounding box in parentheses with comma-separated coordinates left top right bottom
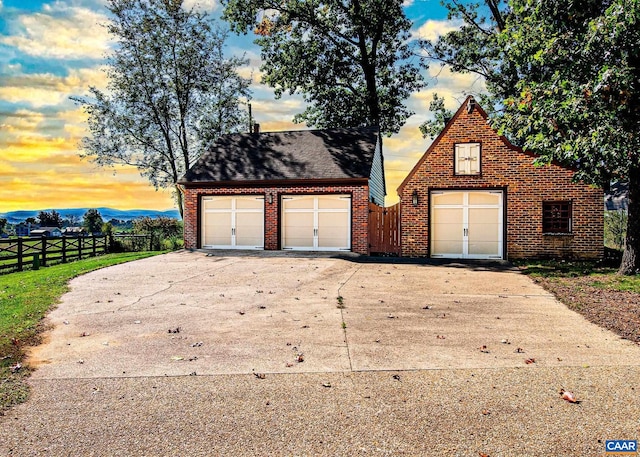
(0, 251, 163, 412)
(517, 260, 640, 344)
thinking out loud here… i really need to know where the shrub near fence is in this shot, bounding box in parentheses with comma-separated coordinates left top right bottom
(0, 235, 108, 273)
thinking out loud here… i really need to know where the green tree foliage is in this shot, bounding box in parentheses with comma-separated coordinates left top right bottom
(72, 0, 251, 217)
(0, 218, 7, 234)
(419, 0, 514, 118)
(38, 210, 63, 227)
(133, 216, 182, 250)
(419, 93, 454, 140)
(426, 0, 640, 274)
(605, 210, 628, 252)
(83, 209, 105, 234)
(64, 214, 81, 227)
(222, 0, 424, 135)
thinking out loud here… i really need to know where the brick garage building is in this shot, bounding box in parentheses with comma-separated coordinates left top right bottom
(180, 128, 384, 254)
(398, 97, 603, 260)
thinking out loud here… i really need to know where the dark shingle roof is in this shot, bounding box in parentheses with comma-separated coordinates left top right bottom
(181, 127, 379, 183)
(605, 182, 628, 210)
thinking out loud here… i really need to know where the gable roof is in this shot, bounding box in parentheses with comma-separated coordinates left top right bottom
(180, 127, 379, 184)
(397, 96, 540, 194)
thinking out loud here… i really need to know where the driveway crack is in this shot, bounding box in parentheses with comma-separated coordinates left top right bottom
(116, 260, 240, 312)
(337, 265, 362, 372)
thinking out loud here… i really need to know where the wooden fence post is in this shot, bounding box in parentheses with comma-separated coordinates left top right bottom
(78, 236, 83, 259)
(41, 235, 47, 267)
(17, 237, 23, 272)
(62, 236, 67, 263)
(92, 235, 97, 257)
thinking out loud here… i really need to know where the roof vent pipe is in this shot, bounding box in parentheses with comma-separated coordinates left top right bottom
(253, 123, 260, 134)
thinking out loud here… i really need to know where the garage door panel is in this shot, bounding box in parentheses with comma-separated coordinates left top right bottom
(203, 211, 232, 247)
(235, 196, 265, 210)
(284, 196, 314, 210)
(432, 192, 463, 206)
(318, 195, 350, 210)
(204, 197, 232, 210)
(318, 212, 349, 248)
(468, 207, 501, 256)
(433, 239, 464, 256)
(283, 211, 314, 248)
(235, 212, 264, 247)
(431, 207, 463, 257)
(468, 192, 501, 206)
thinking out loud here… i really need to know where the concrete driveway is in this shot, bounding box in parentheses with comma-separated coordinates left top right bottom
(2, 251, 640, 456)
(26, 250, 639, 378)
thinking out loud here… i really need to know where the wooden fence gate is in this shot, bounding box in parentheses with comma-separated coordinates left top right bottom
(368, 202, 401, 255)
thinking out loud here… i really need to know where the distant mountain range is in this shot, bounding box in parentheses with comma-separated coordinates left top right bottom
(0, 207, 181, 224)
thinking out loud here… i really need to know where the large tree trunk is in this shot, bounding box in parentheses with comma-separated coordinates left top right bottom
(175, 184, 185, 220)
(618, 163, 639, 275)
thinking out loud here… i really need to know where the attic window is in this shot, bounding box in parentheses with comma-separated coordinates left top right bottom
(454, 143, 481, 175)
(542, 201, 572, 234)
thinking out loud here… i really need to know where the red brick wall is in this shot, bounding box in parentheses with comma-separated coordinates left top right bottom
(183, 183, 370, 254)
(399, 104, 603, 260)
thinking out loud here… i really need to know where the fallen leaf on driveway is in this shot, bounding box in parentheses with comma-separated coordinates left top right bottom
(322, 382, 332, 388)
(171, 356, 184, 361)
(479, 345, 490, 353)
(560, 389, 580, 403)
(525, 358, 536, 364)
(254, 372, 266, 379)
(392, 374, 401, 381)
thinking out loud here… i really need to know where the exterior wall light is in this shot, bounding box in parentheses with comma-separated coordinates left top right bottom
(267, 193, 273, 204)
(412, 190, 419, 206)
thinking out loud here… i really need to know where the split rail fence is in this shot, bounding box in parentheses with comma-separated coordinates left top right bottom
(0, 235, 108, 273)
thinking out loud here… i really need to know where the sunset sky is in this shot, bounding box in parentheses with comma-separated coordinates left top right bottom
(0, 0, 485, 213)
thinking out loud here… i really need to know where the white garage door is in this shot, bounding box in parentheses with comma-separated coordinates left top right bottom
(431, 190, 503, 259)
(201, 196, 264, 249)
(282, 195, 351, 251)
